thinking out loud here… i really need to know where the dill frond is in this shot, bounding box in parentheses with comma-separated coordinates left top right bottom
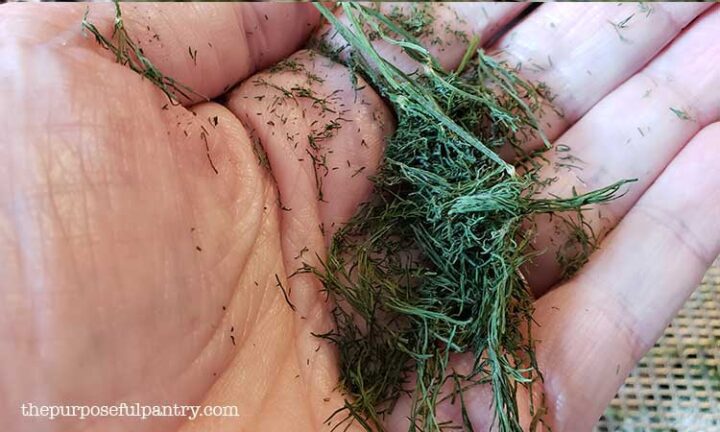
(81, 2, 207, 104)
(309, 3, 634, 431)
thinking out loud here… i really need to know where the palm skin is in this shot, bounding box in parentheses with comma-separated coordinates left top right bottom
(1, 3, 719, 432)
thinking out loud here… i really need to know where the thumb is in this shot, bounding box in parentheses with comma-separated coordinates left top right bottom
(225, 48, 394, 312)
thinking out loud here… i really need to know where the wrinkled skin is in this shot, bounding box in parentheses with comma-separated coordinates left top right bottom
(1, 3, 719, 432)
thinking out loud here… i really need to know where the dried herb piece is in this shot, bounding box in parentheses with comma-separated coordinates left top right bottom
(670, 107, 692, 121)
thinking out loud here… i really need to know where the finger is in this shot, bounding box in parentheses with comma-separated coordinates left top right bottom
(524, 6, 720, 294)
(0, 2, 320, 103)
(318, 2, 528, 72)
(531, 122, 720, 431)
(490, 2, 710, 158)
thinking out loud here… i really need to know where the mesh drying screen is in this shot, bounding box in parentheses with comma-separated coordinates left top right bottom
(595, 261, 720, 432)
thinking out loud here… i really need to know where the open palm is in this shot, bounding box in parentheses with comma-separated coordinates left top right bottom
(1, 3, 719, 432)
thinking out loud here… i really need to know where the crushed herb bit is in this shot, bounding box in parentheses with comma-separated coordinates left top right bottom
(200, 129, 219, 175)
(275, 274, 296, 312)
(670, 107, 692, 121)
(638, 2, 654, 18)
(188, 46, 197, 65)
(616, 13, 635, 29)
(306, 4, 634, 432)
(250, 134, 271, 170)
(609, 13, 635, 43)
(295, 246, 310, 260)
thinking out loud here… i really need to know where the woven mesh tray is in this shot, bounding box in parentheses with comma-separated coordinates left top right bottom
(595, 262, 720, 432)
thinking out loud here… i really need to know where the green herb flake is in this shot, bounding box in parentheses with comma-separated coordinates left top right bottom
(670, 107, 692, 121)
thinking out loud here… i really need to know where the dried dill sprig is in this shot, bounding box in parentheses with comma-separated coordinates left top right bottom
(385, 3, 435, 40)
(310, 3, 633, 431)
(81, 2, 206, 104)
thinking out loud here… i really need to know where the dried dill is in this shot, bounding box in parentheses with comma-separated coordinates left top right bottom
(386, 3, 435, 39)
(609, 13, 635, 44)
(81, 2, 206, 104)
(308, 3, 633, 432)
(670, 107, 693, 121)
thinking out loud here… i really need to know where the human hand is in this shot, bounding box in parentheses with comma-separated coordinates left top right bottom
(1, 3, 718, 432)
